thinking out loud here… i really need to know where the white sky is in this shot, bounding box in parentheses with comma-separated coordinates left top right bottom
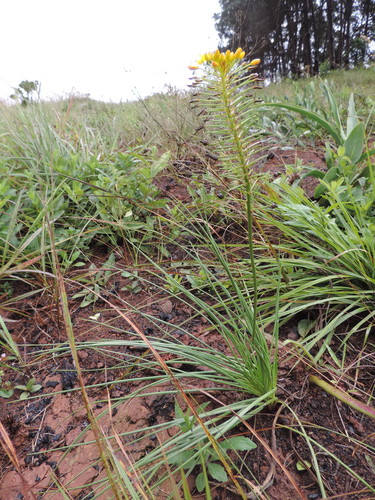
(0, 0, 221, 103)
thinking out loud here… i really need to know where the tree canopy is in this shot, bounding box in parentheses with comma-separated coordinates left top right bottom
(214, 0, 375, 79)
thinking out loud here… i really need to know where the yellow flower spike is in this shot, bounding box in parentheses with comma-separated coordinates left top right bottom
(249, 58, 261, 66)
(196, 47, 247, 70)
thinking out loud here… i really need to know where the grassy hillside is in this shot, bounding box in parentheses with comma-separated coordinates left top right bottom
(0, 65, 374, 499)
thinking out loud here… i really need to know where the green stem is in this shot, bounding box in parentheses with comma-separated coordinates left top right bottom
(219, 70, 258, 332)
(309, 375, 375, 420)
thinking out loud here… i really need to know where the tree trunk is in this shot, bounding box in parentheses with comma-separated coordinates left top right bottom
(325, 0, 335, 68)
(309, 0, 320, 74)
(343, 0, 354, 67)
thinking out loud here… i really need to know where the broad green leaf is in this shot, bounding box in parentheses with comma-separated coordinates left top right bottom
(302, 169, 326, 180)
(346, 93, 359, 136)
(26, 378, 36, 391)
(168, 449, 196, 466)
(143, 199, 168, 209)
(121, 271, 134, 278)
(15, 385, 27, 391)
(30, 384, 42, 393)
(314, 167, 339, 198)
(0, 388, 13, 398)
(358, 147, 375, 163)
(150, 152, 170, 177)
(174, 400, 185, 421)
(80, 295, 95, 308)
(297, 319, 315, 338)
(320, 80, 345, 140)
(344, 123, 365, 164)
(70, 250, 81, 261)
(324, 143, 335, 169)
(296, 460, 312, 471)
(196, 472, 205, 492)
(260, 102, 342, 145)
(207, 462, 228, 482)
(220, 436, 257, 451)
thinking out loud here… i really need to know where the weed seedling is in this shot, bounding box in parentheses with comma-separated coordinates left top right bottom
(14, 377, 42, 401)
(73, 253, 116, 308)
(170, 401, 256, 492)
(0, 370, 14, 399)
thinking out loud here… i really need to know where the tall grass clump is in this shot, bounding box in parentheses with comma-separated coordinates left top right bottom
(248, 73, 375, 366)
(258, 154, 375, 365)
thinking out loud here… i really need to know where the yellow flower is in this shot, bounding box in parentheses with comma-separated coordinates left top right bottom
(197, 48, 246, 70)
(249, 58, 261, 66)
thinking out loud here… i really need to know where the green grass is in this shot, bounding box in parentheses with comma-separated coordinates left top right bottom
(259, 66, 375, 111)
(0, 88, 201, 156)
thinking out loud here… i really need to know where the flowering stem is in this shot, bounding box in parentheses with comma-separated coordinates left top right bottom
(218, 69, 258, 331)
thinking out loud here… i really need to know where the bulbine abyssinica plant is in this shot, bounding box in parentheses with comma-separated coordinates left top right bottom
(188, 49, 279, 392)
(189, 48, 266, 333)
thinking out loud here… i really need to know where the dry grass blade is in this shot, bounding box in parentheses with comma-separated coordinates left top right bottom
(54, 257, 125, 499)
